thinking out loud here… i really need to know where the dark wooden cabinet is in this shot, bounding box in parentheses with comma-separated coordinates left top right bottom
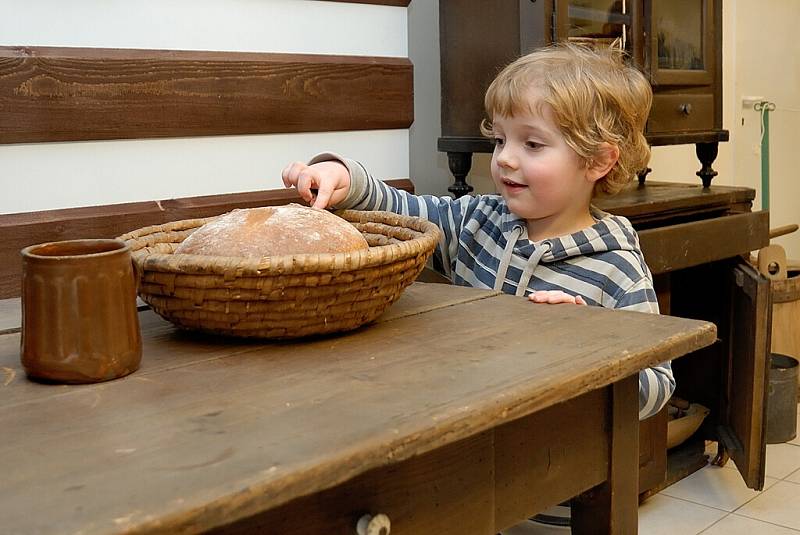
(438, 0, 728, 195)
(595, 183, 771, 494)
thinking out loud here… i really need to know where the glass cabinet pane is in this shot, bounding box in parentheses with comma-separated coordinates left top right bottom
(566, 0, 631, 52)
(655, 0, 704, 70)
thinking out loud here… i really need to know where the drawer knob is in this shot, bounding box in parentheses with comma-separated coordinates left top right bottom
(679, 103, 693, 116)
(356, 513, 391, 535)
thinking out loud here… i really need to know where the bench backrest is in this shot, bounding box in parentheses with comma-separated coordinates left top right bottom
(0, 179, 414, 299)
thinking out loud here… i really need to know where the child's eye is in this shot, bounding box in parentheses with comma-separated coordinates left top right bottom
(525, 141, 543, 149)
(492, 137, 505, 147)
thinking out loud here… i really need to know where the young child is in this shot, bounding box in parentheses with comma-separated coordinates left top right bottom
(282, 43, 674, 422)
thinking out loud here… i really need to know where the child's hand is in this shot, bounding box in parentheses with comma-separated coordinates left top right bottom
(528, 290, 587, 305)
(281, 161, 352, 209)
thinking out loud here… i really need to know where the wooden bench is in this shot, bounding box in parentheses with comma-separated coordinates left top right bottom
(0, 180, 416, 300)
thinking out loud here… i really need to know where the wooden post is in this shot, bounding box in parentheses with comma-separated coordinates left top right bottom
(572, 374, 640, 534)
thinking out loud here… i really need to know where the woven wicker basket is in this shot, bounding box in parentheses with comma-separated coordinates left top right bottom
(119, 210, 441, 339)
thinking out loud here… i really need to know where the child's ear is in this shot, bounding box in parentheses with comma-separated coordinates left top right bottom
(586, 143, 620, 182)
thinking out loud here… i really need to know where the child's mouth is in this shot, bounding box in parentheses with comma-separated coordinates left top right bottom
(502, 179, 527, 190)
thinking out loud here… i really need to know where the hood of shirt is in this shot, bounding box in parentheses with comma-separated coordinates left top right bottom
(494, 204, 645, 296)
(501, 204, 642, 261)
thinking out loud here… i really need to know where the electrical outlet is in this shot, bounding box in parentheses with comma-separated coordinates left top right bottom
(742, 95, 765, 108)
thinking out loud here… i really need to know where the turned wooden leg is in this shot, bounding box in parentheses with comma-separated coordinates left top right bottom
(696, 142, 719, 188)
(637, 167, 652, 186)
(572, 374, 639, 534)
(446, 152, 474, 198)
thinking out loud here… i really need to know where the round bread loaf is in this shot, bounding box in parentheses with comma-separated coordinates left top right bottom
(174, 204, 369, 258)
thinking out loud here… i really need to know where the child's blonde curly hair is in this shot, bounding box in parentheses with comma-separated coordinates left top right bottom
(481, 43, 652, 196)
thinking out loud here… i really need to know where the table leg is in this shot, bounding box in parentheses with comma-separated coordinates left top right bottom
(572, 374, 639, 534)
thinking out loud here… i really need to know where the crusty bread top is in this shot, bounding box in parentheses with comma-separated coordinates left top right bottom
(174, 204, 369, 258)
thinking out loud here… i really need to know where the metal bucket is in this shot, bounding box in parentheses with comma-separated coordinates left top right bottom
(766, 353, 798, 444)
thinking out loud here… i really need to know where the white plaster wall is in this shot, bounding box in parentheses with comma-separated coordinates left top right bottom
(407, 0, 451, 197)
(0, 0, 409, 214)
(732, 0, 800, 260)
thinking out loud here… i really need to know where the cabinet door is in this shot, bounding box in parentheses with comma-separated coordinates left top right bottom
(554, 0, 636, 54)
(719, 260, 771, 490)
(648, 0, 715, 86)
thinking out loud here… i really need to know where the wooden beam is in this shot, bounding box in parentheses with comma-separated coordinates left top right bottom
(0, 46, 413, 143)
(0, 179, 415, 298)
(327, 0, 410, 5)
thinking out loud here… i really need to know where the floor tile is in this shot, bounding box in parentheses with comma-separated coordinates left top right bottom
(703, 440, 800, 479)
(736, 480, 800, 530)
(638, 494, 726, 535)
(660, 464, 778, 511)
(788, 408, 800, 446)
(704, 440, 737, 471)
(788, 467, 800, 484)
(765, 443, 800, 479)
(700, 513, 800, 534)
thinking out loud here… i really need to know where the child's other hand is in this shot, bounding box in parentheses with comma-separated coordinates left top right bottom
(281, 161, 351, 209)
(528, 290, 587, 305)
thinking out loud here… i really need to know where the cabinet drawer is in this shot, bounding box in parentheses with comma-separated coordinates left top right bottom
(648, 94, 714, 133)
(638, 211, 769, 275)
(210, 431, 496, 535)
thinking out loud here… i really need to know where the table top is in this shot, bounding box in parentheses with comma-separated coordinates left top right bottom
(0, 296, 19, 334)
(0, 283, 716, 534)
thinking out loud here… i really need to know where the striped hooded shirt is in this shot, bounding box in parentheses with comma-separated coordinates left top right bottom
(311, 153, 675, 420)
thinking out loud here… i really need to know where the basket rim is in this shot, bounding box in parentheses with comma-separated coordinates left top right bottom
(119, 209, 441, 277)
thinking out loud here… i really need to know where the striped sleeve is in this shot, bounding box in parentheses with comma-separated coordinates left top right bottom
(638, 361, 676, 420)
(308, 153, 471, 279)
(615, 277, 676, 420)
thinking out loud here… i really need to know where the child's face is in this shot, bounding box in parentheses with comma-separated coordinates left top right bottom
(490, 97, 599, 237)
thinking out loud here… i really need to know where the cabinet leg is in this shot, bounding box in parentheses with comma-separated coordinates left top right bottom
(711, 441, 730, 467)
(637, 167, 652, 186)
(446, 151, 474, 198)
(696, 142, 719, 188)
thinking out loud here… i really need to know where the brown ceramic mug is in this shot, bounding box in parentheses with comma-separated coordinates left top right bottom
(20, 239, 142, 383)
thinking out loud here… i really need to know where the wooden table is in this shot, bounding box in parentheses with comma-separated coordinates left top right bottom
(0, 283, 716, 534)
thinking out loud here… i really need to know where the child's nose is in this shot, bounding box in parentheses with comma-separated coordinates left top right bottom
(495, 145, 517, 169)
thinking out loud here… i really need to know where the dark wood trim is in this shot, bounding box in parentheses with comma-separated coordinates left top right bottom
(638, 211, 769, 275)
(438, 130, 732, 152)
(638, 407, 668, 495)
(0, 179, 415, 299)
(325, 0, 410, 5)
(595, 181, 755, 225)
(646, 129, 729, 146)
(0, 46, 413, 144)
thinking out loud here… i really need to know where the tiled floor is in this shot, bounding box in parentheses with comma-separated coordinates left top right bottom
(503, 405, 800, 534)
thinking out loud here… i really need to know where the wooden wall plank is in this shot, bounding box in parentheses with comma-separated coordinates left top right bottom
(0, 179, 414, 299)
(328, 0, 411, 5)
(0, 47, 413, 143)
